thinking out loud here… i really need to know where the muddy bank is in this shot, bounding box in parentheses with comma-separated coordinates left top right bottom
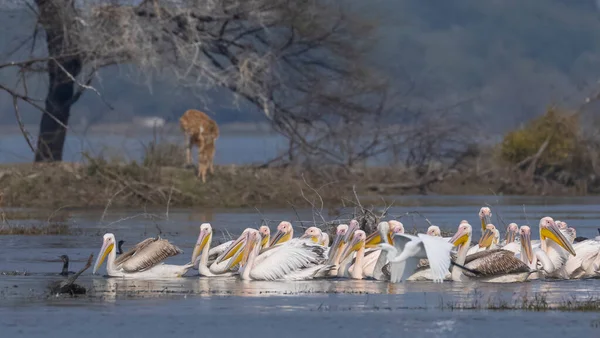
(0, 161, 596, 209)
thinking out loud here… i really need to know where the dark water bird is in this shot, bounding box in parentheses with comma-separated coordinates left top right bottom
(49, 253, 93, 296)
(573, 228, 600, 243)
(59, 255, 75, 276)
(117, 240, 125, 255)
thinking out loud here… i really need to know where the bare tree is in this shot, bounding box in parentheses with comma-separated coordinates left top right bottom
(0, 0, 382, 162)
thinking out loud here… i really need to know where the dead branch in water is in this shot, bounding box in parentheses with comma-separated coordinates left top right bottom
(50, 253, 93, 295)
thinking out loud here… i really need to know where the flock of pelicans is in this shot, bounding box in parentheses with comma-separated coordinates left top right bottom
(90, 207, 600, 283)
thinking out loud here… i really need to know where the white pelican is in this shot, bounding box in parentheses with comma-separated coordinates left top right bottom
(209, 225, 273, 274)
(320, 232, 330, 247)
(564, 229, 600, 279)
(501, 223, 520, 253)
(537, 216, 577, 279)
(339, 230, 368, 279)
(426, 225, 453, 242)
(325, 224, 350, 276)
(479, 207, 493, 234)
(191, 223, 237, 277)
(564, 227, 576, 243)
(467, 224, 500, 255)
(371, 221, 394, 280)
(203, 225, 270, 267)
(259, 225, 271, 248)
(343, 219, 360, 243)
(300, 226, 324, 243)
(376, 232, 453, 283)
(93, 234, 193, 278)
(449, 222, 535, 283)
(503, 223, 519, 245)
(364, 220, 404, 249)
(517, 225, 554, 274)
(230, 229, 332, 281)
(339, 221, 405, 279)
(427, 225, 441, 237)
(269, 221, 294, 247)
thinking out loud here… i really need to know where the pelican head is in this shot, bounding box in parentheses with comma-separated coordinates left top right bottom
(389, 220, 405, 235)
(555, 220, 567, 230)
(427, 225, 441, 237)
(259, 225, 270, 248)
(214, 228, 251, 265)
(565, 227, 576, 243)
(232, 229, 260, 269)
(270, 221, 293, 247)
(191, 223, 213, 266)
(300, 226, 323, 243)
(365, 221, 398, 248)
(344, 219, 360, 243)
(93, 233, 116, 274)
(326, 224, 349, 264)
(320, 233, 330, 247)
(478, 224, 499, 248)
(340, 230, 366, 262)
(505, 223, 518, 244)
(450, 222, 472, 250)
(519, 225, 534, 264)
(539, 216, 576, 256)
(479, 207, 492, 232)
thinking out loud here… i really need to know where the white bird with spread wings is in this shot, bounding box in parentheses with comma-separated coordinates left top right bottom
(377, 232, 453, 283)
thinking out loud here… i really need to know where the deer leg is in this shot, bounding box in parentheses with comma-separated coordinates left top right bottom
(208, 142, 216, 174)
(184, 134, 192, 166)
(199, 152, 209, 183)
(197, 136, 207, 182)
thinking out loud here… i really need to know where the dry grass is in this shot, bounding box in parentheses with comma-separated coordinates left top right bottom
(0, 158, 598, 209)
(0, 134, 599, 210)
(441, 292, 600, 312)
(0, 157, 397, 209)
(0, 223, 73, 235)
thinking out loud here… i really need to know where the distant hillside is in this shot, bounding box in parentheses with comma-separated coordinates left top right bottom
(2, 1, 600, 132)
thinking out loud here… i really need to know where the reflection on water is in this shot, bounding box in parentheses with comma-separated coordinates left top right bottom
(2, 196, 600, 336)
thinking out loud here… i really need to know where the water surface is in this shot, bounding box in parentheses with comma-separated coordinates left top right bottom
(2, 195, 600, 337)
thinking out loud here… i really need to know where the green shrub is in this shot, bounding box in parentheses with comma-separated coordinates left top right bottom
(500, 107, 580, 167)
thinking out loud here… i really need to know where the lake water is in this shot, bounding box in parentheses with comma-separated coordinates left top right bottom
(1, 195, 600, 337)
(0, 130, 286, 164)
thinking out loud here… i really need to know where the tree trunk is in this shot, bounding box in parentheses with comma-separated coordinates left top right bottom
(34, 0, 82, 162)
(34, 58, 82, 162)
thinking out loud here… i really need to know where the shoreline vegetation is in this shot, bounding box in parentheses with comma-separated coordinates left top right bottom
(0, 155, 597, 210)
(0, 109, 598, 210)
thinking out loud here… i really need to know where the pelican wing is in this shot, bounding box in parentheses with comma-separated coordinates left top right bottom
(381, 262, 390, 279)
(393, 233, 417, 253)
(501, 242, 520, 254)
(114, 237, 157, 265)
(280, 264, 334, 280)
(249, 243, 327, 280)
(565, 240, 600, 275)
(417, 234, 453, 282)
(463, 249, 530, 277)
(389, 257, 418, 283)
(120, 239, 183, 272)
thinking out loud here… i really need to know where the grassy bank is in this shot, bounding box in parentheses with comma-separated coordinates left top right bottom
(0, 158, 598, 210)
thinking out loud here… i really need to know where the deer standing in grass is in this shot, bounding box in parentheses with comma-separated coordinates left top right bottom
(179, 109, 219, 183)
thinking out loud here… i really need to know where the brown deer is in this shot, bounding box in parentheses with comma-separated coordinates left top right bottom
(179, 109, 219, 183)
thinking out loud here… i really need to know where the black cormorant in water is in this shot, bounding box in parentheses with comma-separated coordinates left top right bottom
(59, 255, 75, 276)
(117, 240, 125, 255)
(573, 228, 600, 243)
(50, 254, 93, 296)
